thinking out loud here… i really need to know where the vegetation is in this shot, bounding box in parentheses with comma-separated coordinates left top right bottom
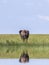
(0, 34, 49, 58)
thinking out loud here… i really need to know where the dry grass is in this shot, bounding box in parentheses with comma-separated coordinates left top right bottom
(0, 34, 49, 58)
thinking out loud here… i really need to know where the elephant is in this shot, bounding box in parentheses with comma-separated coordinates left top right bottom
(19, 30, 29, 42)
(19, 51, 29, 63)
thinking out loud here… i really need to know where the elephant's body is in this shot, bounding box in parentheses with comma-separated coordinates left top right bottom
(19, 30, 29, 42)
(19, 52, 29, 63)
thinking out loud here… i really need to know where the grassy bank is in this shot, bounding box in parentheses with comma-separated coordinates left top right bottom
(0, 34, 49, 58)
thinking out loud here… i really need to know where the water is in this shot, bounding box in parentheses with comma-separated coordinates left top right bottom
(0, 59, 49, 65)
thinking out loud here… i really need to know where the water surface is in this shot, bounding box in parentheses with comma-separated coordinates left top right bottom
(0, 59, 49, 65)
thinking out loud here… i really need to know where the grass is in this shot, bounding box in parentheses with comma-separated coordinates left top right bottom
(0, 34, 49, 58)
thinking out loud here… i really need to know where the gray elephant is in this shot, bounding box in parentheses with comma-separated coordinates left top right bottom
(19, 51, 29, 63)
(19, 30, 29, 42)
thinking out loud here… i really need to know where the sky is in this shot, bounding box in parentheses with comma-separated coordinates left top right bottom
(0, 0, 49, 34)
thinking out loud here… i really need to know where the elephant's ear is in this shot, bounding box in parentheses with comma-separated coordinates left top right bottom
(27, 30, 29, 34)
(19, 30, 22, 34)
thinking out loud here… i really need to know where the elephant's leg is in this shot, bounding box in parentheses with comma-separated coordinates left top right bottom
(26, 39, 28, 43)
(23, 38, 25, 42)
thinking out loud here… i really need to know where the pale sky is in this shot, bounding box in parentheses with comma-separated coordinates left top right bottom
(0, 0, 49, 34)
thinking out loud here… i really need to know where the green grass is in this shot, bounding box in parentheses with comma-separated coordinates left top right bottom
(0, 34, 49, 58)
